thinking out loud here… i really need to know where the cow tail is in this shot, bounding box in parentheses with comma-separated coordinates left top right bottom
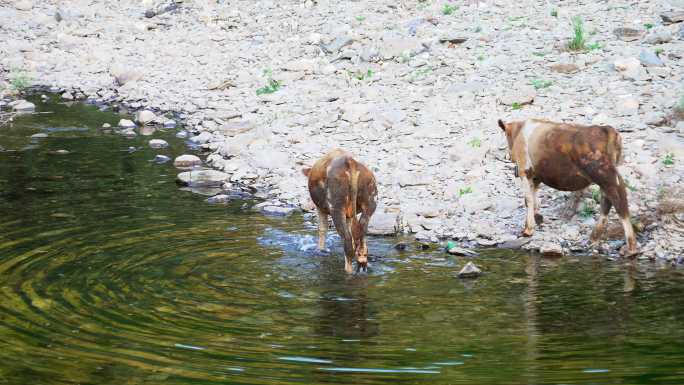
(612, 130, 624, 166)
(351, 164, 360, 222)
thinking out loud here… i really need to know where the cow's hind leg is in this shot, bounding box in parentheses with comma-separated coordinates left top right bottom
(317, 208, 328, 250)
(332, 210, 354, 273)
(590, 192, 612, 243)
(589, 168, 638, 256)
(521, 177, 537, 237)
(533, 180, 543, 225)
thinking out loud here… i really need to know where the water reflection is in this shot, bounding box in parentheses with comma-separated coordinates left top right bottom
(0, 97, 684, 385)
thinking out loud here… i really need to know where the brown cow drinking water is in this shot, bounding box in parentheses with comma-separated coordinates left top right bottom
(498, 119, 639, 256)
(302, 149, 378, 273)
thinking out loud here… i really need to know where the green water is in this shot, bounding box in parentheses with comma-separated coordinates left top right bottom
(1, 97, 684, 385)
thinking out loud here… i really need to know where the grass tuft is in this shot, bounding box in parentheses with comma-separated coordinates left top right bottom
(567, 16, 586, 51)
(530, 79, 552, 89)
(442, 3, 457, 15)
(256, 69, 280, 95)
(579, 201, 596, 219)
(9, 71, 31, 91)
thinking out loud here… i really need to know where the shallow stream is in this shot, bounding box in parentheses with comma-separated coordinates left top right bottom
(1, 97, 683, 384)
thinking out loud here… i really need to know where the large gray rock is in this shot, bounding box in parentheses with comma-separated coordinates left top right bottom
(135, 110, 156, 125)
(11, 100, 35, 113)
(500, 86, 535, 106)
(661, 11, 684, 24)
(189, 131, 212, 144)
(645, 28, 673, 44)
(639, 50, 664, 67)
(173, 154, 202, 168)
(111, 67, 143, 86)
(177, 170, 230, 187)
(15, 1, 33, 11)
(367, 210, 400, 235)
(540, 243, 564, 257)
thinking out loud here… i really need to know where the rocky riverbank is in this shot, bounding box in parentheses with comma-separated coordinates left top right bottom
(1, 0, 683, 260)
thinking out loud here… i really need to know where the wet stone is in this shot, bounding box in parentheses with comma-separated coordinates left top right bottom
(149, 139, 169, 149)
(540, 243, 564, 257)
(176, 169, 230, 187)
(253, 201, 297, 216)
(447, 247, 478, 257)
(153, 155, 171, 164)
(118, 119, 136, 129)
(173, 154, 202, 168)
(206, 194, 231, 204)
(458, 262, 482, 278)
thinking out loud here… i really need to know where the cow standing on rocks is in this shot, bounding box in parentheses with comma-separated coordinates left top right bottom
(498, 119, 639, 256)
(303, 149, 378, 273)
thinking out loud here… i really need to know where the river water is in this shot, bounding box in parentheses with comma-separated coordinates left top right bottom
(1, 97, 683, 384)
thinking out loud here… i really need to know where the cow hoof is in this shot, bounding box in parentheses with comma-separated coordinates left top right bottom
(534, 213, 544, 225)
(520, 229, 534, 238)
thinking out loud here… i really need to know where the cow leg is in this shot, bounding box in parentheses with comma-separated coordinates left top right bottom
(533, 180, 543, 225)
(590, 192, 612, 244)
(316, 208, 328, 250)
(590, 169, 638, 256)
(355, 199, 376, 272)
(332, 210, 355, 273)
(521, 177, 537, 237)
(612, 174, 638, 257)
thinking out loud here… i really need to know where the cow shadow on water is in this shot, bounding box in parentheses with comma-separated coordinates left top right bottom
(257, 227, 401, 340)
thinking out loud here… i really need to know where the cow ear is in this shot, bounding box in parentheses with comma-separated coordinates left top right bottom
(302, 167, 311, 177)
(498, 119, 506, 131)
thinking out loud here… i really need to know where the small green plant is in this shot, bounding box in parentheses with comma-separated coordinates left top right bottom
(511, 102, 522, 110)
(349, 69, 374, 81)
(442, 3, 457, 15)
(474, 25, 482, 33)
(468, 137, 481, 148)
(579, 201, 596, 219)
(568, 16, 586, 51)
(477, 54, 486, 61)
(644, 23, 654, 30)
(532, 51, 546, 57)
(355, 15, 365, 22)
(508, 16, 526, 22)
(530, 79, 553, 89)
(256, 69, 280, 95)
(586, 41, 602, 51)
(399, 50, 411, 63)
(9, 71, 31, 91)
(662, 153, 675, 166)
(458, 186, 473, 197)
(551, 9, 558, 17)
(655, 47, 664, 56)
(591, 185, 601, 204)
